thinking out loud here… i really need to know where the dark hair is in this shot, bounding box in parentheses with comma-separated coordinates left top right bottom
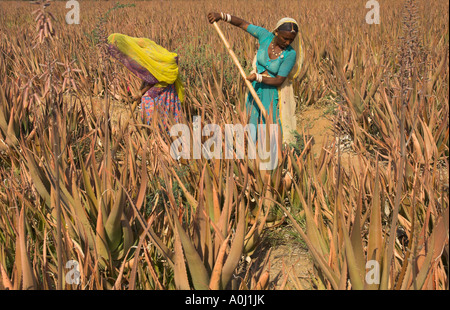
(277, 22, 298, 33)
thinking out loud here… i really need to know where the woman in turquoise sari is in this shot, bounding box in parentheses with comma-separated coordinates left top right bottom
(207, 13, 303, 144)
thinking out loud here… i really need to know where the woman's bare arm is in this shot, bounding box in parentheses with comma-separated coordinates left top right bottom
(207, 13, 288, 87)
(207, 12, 250, 31)
(247, 73, 287, 88)
(131, 81, 152, 101)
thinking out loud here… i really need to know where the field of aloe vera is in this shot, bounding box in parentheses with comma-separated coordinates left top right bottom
(0, 0, 448, 291)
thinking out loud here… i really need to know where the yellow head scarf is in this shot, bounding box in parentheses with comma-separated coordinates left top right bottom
(108, 33, 185, 103)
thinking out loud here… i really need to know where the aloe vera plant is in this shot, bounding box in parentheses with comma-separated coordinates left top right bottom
(0, 0, 447, 291)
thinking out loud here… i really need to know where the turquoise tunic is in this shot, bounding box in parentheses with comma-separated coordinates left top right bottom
(245, 24, 296, 141)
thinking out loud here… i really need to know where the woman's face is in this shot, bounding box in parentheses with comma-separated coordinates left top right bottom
(275, 30, 297, 49)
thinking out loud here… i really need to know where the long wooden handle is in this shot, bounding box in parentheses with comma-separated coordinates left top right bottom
(212, 22, 268, 120)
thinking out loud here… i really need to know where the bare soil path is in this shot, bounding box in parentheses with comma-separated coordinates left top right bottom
(261, 105, 339, 290)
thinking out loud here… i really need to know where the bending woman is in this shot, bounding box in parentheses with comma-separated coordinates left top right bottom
(108, 33, 184, 128)
(207, 13, 303, 144)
